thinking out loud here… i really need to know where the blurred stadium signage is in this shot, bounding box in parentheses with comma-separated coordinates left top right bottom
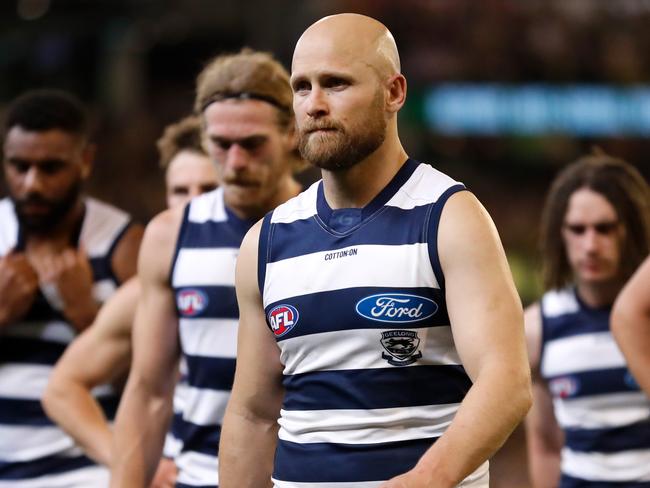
(425, 84, 650, 136)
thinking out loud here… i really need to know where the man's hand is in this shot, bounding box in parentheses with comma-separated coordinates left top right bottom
(380, 474, 419, 488)
(37, 248, 98, 331)
(380, 467, 452, 488)
(0, 251, 39, 327)
(150, 458, 178, 488)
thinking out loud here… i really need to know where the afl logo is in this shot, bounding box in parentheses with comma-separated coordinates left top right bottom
(268, 304, 299, 337)
(549, 376, 579, 399)
(356, 293, 437, 323)
(177, 289, 208, 317)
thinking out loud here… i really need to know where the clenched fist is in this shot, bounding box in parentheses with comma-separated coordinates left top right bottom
(150, 458, 178, 488)
(36, 247, 99, 331)
(0, 251, 39, 328)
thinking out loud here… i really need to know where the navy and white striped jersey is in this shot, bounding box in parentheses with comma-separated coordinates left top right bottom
(258, 159, 488, 487)
(0, 197, 132, 487)
(171, 188, 252, 488)
(162, 359, 189, 460)
(540, 287, 650, 487)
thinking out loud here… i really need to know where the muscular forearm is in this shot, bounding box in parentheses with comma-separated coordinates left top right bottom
(110, 377, 173, 487)
(526, 434, 561, 488)
(64, 300, 100, 332)
(612, 308, 650, 397)
(219, 407, 279, 487)
(43, 379, 113, 466)
(413, 364, 532, 486)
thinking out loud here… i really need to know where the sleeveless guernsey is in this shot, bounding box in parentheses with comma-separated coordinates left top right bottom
(171, 188, 252, 488)
(0, 197, 132, 487)
(259, 159, 489, 487)
(540, 287, 650, 487)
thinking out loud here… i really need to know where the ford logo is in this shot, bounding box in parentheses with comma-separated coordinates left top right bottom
(355, 293, 437, 323)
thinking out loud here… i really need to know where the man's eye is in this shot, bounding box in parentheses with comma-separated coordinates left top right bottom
(41, 161, 64, 174)
(594, 222, 619, 235)
(293, 81, 310, 93)
(239, 138, 265, 151)
(325, 78, 349, 90)
(566, 225, 586, 235)
(9, 160, 29, 173)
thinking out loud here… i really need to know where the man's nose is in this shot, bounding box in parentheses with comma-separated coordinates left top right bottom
(583, 228, 601, 252)
(224, 143, 250, 172)
(23, 167, 44, 193)
(305, 86, 329, 118)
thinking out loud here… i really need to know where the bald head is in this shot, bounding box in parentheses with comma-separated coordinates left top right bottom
(293, 13, 400, 79)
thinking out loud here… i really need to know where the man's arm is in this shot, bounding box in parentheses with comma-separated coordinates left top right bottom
(523, 303, 562, 488)
(110, 209, 182, 487)
(0, 252, 39, 328)
(612, 256, 650, 396)
(526, 381, 563, 488)
(36, 223, 143, 332)
(384, 191, 532, 487)
(112, 223, 145, 284)
(42, 277, 139, 466)
(219, 221, 285, 488)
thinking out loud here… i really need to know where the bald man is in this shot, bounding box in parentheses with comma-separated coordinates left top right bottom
(220, 14, 532, 488)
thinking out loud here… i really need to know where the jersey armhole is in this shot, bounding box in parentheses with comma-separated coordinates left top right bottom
(538, 300, 548, 378)
(107, 219, 136, 285)
(168, 203, 192, 287)
(257, 212, 274, 299)
(426, 183, 467, 290)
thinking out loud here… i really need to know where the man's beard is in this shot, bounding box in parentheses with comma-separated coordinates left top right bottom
(298, 90, 387, 171)
(12, 180, 83, 234)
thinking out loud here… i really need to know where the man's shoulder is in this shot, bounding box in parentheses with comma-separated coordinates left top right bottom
(186, 188, 227, 225)
(144, 189, 224, 249)
(0, 198, 18, 256)
(387, 161, 465, 210)
(147, 205, 186, 243)
(540, 287, 579, 318)
(269, 181, 320, 225)
(84, 196, 130, 220)
(80, 197, 134, 257)
(0, 197, 16, 221)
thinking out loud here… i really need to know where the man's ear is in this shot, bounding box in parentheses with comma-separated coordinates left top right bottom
(80, 143, 96, 180)
(284, 122, 298, 151)
(385, 73, 407, 114)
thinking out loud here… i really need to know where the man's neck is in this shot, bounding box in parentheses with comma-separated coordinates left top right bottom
(575, 279, 623, 309)
(321, 138, 408, 210)
(227, 176, 302, 222)
(24, 200, 85, 251)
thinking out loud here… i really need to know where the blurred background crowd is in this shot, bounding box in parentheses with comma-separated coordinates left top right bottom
(2, 0, 650, 303)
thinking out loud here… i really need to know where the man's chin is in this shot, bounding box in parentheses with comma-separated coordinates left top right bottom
(224, 186, 261, 206)
(225, 183, 259, 195)
(578, 271, 618, 286)
(307, 154, 359, 172)
(18, 215, 58, 233)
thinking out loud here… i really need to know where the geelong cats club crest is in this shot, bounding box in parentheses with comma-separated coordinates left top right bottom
(380, 330, 423, 366)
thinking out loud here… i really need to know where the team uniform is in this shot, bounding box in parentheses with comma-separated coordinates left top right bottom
(171, 188, 252, 488)
(163, 360, 190, 461)
(540, 287, 650, 487)
(258, 159, 488, 487)
(0, 197, 132, 487)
